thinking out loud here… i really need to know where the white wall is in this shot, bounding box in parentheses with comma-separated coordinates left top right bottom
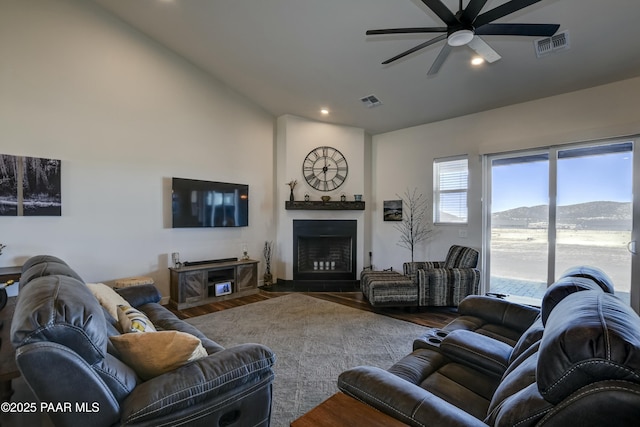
(372, 77, 640, 272)
(275, 115, 368, 280)
(0, 0, 276, 297)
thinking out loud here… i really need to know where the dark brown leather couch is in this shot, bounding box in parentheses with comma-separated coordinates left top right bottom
(12, 255, 276, 427)
(338, 267, 640, 426)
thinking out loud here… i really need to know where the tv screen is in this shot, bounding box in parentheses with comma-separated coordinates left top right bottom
(172, 178, 249, 228)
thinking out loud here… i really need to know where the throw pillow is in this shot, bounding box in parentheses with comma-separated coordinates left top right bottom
(86, 283, 129, 319)
(117, 305, 156, 333)
(109, 331, 208, 380)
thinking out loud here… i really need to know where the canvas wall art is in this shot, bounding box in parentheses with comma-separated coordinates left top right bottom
(383, 200, 403, 221)
(0, 154, 61, 216)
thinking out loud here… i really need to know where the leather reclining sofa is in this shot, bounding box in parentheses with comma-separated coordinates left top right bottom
(338, 266, 640, 426)
(11, 255, 276, 427)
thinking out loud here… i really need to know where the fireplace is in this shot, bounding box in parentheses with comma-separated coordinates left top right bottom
(293, 220, 357, 281)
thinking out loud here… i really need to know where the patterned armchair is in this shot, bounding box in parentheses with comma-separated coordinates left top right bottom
(403, 245, 480, 307)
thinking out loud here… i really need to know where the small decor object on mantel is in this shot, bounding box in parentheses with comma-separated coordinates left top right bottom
(321, 196, 331, 203)
(263, 241, 273, 287)
(304, 193, 310, 201)
(286, 180, 297, 202)
(340, 193, 346, 202)
(0, 243, 6, 256)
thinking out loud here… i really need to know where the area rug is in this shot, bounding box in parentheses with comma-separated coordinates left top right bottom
(186, 293, 429, 426)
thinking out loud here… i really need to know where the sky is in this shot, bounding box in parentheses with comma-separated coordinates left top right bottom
(492, 150, 633, 213)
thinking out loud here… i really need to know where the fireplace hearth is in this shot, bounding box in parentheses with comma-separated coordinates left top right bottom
(293, 220, 357, 281)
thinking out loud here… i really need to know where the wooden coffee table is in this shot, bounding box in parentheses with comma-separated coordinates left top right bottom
(291, 392, 408, 427)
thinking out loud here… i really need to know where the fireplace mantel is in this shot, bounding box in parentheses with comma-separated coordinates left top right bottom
(285, 201, 365, 210)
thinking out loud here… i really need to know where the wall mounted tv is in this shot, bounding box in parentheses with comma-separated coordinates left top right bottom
(172, 178, 249, 228)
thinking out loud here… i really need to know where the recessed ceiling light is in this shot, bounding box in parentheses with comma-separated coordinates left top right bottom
(471, 57, 485, 66)
(320, 108, 329, 115)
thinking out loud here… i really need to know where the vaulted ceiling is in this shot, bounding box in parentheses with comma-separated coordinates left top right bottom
(91, 0, 640, 134)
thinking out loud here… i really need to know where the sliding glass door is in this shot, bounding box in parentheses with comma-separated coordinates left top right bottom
(485, 140, 635, 305)
(489, 153, 550, 298)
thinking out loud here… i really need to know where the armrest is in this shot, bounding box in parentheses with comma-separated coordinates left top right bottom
(457, 295, 540, 333)
(439, 330, 512, 376)
(115, 284, 161, 307)
(403, 261, 444, 276)
(120, 343, 275, 424)
(338, 366, 486, 427)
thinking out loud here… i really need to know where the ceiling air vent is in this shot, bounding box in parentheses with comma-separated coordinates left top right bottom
(534, 30, 570, 58)
(360, 94, 382, 108)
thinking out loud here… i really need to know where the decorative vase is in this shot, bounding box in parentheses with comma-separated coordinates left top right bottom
(289, 188, 294, 202)
(263, 272, 273, 287)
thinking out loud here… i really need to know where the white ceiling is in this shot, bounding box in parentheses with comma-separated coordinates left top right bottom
(91, 0, 640, 135)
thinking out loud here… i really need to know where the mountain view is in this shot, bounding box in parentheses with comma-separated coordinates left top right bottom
(492, 201, 632, 230)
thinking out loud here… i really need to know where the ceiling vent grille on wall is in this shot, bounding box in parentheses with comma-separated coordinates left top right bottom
(360, 94, 382, 108)
(534, 30, 570, 58)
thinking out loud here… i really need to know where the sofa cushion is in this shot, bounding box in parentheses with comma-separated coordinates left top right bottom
(20, 256, 84, 289)
(508, 315, 544, 364)
(559, 265, 615, 293)
(12, 275, 109, 364)
(11, 274, 140, 402)
(538, 291, 640, 404)
(110, 331, 208, 380)
(540, 276, 609, 326)
(443, 245, 478, 269)
(87, 283, 130, 319)
(141, 303, 225, 354)
(446, 295, 540, 346)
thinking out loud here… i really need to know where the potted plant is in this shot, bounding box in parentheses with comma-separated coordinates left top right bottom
(263, 241, 273, 287)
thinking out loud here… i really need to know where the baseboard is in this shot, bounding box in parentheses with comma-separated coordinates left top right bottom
(262, 279, 360, 292)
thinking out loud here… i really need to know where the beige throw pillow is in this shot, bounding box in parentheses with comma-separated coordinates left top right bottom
(86, 283, 129, 319)
(110, 331, 208, 380)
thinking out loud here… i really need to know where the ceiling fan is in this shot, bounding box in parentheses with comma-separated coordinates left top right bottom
(367, 0, 560, 75)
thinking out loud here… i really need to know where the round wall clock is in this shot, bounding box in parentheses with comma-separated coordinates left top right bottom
(302, 146, 348, 192)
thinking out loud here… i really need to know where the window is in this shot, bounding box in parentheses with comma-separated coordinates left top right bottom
(434, 157, 468, 223)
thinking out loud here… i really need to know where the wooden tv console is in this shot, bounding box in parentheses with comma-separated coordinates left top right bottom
(169, 259, 259, 310)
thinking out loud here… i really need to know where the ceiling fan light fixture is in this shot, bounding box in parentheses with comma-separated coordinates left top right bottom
(447, 29, 474, 47)
(471, 56, 484, 66)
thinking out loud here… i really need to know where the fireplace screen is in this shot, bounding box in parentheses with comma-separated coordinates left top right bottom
(298, 236, 352, 273)
(293, 220, 357, 281)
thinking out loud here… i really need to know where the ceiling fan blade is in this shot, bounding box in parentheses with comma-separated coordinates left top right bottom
(474, 0, 543, 28)
(381, 34, 447, 65)
(475, 23, 560, 37)
(460, 0, 489, 25)
(467, 36, 501, 63)
(421, 0, 459, 26)
(367, 27, 447, 35)
(427, 43, 452, 76)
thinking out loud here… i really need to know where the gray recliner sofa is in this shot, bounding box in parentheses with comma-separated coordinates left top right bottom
(11, 255, 276, 427)
(338, 266, 640, 426)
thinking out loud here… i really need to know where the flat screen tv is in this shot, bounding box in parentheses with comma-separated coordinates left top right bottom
(172, 178, 249, 228)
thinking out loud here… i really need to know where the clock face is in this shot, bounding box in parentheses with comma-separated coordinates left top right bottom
(302, 146, 348, 192)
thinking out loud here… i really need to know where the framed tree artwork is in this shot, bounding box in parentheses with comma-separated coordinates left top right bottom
(0, 154, 61, 216)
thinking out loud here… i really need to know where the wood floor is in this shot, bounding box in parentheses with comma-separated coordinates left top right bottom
(168, 289, 459, 329)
